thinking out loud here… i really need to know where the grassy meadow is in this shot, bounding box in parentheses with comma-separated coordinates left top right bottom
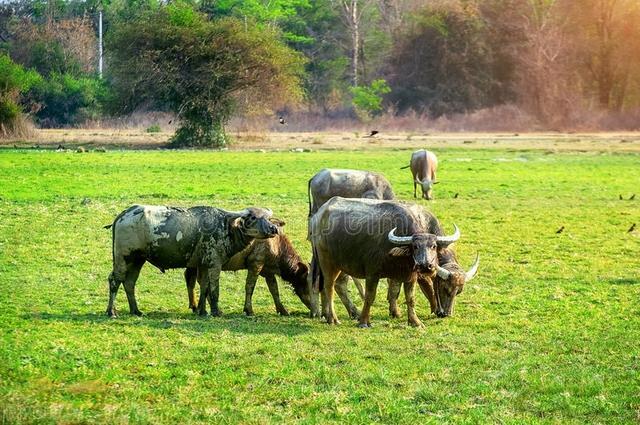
(0, 144, 639, 423)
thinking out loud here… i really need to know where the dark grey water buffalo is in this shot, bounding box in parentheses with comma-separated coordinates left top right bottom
(307, 168, 395, 216)
(388, 248, 479, 318)
(307, 168, 395, 315)
(184, 231, 313, 316)
(105, 205, 279, 317)
(403, 150, 439, 200)
(309, 197, 460, 327)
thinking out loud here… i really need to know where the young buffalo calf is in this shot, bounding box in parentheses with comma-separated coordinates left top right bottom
(185, 231, 312, 316)
(388, 248, 479, 318)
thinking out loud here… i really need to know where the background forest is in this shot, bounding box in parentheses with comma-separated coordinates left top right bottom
(1, 0, 640, 145)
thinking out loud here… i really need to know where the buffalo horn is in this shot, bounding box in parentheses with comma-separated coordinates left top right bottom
(465, 253, 480, 282)
(388, 227, 412, 245)
(436, 265, 451, 280)
(436, 224, 460, 246)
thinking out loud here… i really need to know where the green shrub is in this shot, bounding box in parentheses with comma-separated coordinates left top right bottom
(0, 54, 42, 137)
(146, 124, 162, 133)
(350, 79, 391, 121)
(26, 73, 107, 127)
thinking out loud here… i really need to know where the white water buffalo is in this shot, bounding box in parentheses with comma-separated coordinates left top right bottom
(308, 168, 395, 216)
(309, 197, 460, 327)
(105, 205, 279, 317)
(403, 150, 439, 200)
(388, 248, 479, 318)
(184, 231, 313, 316)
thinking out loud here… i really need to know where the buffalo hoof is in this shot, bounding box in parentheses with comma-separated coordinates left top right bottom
(243, 308, 254, 317)
(326, 316, 341, 325)
(389, 308, 402, 319)
(408, 319, 424, 328)
(211, 309, 223, 317)
(189, 305, 197, 313)
(357, 323, 372, 328)
(131, 309, 143, 317)
(106, 309, 117, 318)
(349, 309, 360, 320)
(277, 308, 290, 316)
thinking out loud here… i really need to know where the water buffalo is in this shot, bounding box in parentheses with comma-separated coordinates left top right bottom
(309, 197, 460, 327)
(184, 231, 313, 316)
(308, 168, 395, 216)
(105, 205, 279, 317)
(404, 150, 439, 200)
(387, 249, 479, 318)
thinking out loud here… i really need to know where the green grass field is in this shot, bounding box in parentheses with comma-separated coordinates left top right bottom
(1, 147, 639, 424)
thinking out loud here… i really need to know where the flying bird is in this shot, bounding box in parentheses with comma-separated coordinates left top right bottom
(628, 223, 636, 233)
(279, 116, 286, 125)
(630, 194, 636, 200)
(365, 130, 379, 137)
(555, 226, 565, 234)
(619, 194, 623, 200)
(454, 193, 459, 199)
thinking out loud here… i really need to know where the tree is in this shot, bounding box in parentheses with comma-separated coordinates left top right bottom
(106, 2, 304, 147)
(386, 1, 498, 117)
(0, 54, 41, 137)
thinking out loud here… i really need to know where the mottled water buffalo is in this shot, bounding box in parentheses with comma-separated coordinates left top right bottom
(308, 168, 395, 216)
(184, 231, 312, 316)
(387, 249, 479, 318)
(309, 197, 460, 327)
(105, 205, 279, 317)
(404, 150, 439, 200)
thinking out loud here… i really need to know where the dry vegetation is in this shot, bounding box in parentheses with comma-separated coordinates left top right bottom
(2, 129, 640, 153)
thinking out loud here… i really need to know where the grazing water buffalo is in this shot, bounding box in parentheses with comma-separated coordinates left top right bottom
(184, 231, 313, 316)
(387, 249, 479, 318)
(307, 168, 395, 316)
(405, 150, 439, 200)
(105, 205, 279, 317)
(308, 168, 395, 216)
(309, 197, 460, 327)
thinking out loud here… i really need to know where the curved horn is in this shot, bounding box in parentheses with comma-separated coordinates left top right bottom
(436, 224, 460, 246)
(264, 208, 273, 218)
(388, 227, 412, 245)
(465, 253, 479, 282)
(415, 177, 423, 184)
(436, 265, 451, 280)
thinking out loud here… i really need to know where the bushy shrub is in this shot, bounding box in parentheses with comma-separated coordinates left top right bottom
(26, 73, 107, 127)
(0, 54, 41, 137)
(350, 79, 391, 121)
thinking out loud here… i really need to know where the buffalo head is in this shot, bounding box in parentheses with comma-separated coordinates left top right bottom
(388, 224, 460, 276)
(233, 208, 279, 239)
(434, 253, 479, 317)
(415, 177, 439, 200)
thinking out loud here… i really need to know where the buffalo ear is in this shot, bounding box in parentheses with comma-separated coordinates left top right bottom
(270, 218, 286, 227)
(388, 247, 410, 257)
(297, 262, 309, 275)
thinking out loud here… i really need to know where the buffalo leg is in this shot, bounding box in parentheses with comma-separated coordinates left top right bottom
(243, 268, 260, 316)
(196, 267, 210, 316)
(358, 277, 379, 328)
(417, 276, 437, 314)
(318, 257, 340, 325)
(352, 277, 365, 300)
(335, 273, 359, 319)
(404, 280, 423, 328)
(122, 261, 144, 316)
(413, 181, 417, 198)
(206, 267, 223, 317)
(185, 268, 198, 312)
(106, 272, 121, 318)
(387, 279, 402, 318)
(265, 275, 289, 316)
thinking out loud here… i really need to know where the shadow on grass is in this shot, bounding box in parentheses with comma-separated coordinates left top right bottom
(24, 310, 315, 336)
(606, 277, 639, 285)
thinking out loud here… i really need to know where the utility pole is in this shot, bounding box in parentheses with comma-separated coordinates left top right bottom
(98, 8, 103, 78)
